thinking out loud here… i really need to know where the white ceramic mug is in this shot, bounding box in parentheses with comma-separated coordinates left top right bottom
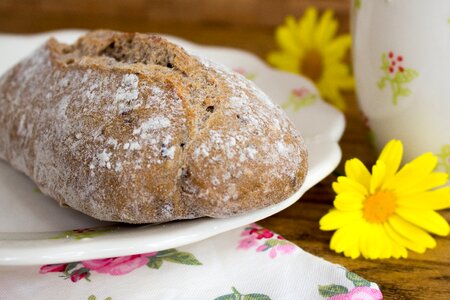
(351, 0, 450, 176)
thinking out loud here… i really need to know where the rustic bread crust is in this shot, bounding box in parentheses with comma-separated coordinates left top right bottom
(0, 30, 308, 223)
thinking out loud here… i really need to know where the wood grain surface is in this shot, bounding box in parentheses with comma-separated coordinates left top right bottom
(0, 1, 449, 299)
(0, 0, 350, 29)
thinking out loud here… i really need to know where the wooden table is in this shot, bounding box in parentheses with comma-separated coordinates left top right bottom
(1, 4, 449, 299)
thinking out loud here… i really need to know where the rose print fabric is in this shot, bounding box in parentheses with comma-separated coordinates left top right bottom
(0, 224, 382, 299)
(38, 249, 202, 282)
(238, 223, 296, 258)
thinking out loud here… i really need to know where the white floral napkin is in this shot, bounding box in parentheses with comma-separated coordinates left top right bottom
(0, 223, 382, 300)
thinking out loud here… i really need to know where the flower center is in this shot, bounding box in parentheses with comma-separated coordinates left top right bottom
(363, 190, 397, 223)
(300, 50, 323, 82)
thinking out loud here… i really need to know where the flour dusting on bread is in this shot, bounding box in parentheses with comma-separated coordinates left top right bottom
(0, 30, 308, 223)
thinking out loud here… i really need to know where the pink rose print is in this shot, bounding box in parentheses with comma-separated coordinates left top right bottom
(70, 269, 89, 282)
(82, 252, 157, 276)
(318, 271, 382, 299)
(237, 224, 297, 258)
(274, 244, 295, 255)
(293, 87, 310, 98)
(282, 87, 317, 111)
(238, 236, 258, 249)
(39, 263, 68, 273)
(233, 67, 256, 80)
(256, 243, 296, 258)
(249, 228, 274, 239)
(240, 229, 253, 237)
(328, 287, 383, 300)
(256, 244, 268, 252)
(39, 249, 201, 282)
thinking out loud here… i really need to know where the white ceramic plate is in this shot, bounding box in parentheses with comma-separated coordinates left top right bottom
(0, 30, 345, 266)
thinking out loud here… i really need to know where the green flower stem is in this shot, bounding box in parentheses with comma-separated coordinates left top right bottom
(389, 77, 398, 105)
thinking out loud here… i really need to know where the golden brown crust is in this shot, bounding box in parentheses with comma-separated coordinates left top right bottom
(0, 30, 308, 223)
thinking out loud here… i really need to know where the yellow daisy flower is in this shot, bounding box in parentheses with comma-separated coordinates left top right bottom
(320, 140, 450, 259)
(267, 7, 354, 110)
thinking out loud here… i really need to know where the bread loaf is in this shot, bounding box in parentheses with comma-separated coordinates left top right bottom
(0, 30, 307, 223)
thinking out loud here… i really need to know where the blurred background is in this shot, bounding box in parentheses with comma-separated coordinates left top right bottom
(0, 0, 350, 55)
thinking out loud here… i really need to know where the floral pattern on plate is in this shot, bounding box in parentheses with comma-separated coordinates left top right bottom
(282, 87, 318, 111)
(233, 67, 256, 80)
(49, 227, 116, 240)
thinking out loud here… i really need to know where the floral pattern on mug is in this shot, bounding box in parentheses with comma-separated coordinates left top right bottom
(377, 51, 418, 105)
(233, 67, 256, 80)
(237, 223, 296, 258)
(39, 248, 201, 282)
(282, 87, 317, 111)
(318, 270, 382, 299)
(437, 144, 450, 174)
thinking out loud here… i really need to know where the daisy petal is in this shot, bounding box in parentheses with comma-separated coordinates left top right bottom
(323, 62, 351, 76)
(384, 222, 426, 254)
(395, 208, 450, 236)
(331, 221, 364, 259)
(321, 64, 355, 92)
(358, 225, 370, 259)
(388, 215, 437, 248)
(364, 223, 384, 259)
(377, 225, 393, 259)
(323, 35, 351, 60)
(275, 25, 301, 55)
(385, 153, 439, 192)
(378, 139, 403, 182)
(370, 161, 386, 194)
(401, 173, 449, 195)
(343, 238, 361, 259)
(319, 209, 363, 230)
(298, 7, 318, 48)
(397, 187, 450, 210)
(333, 66, 355, 90)
(332, 176, 369, 196)
(314, 10, 334, 46)
(267, 51, 299, 73)
(345, 158, 371, 189)
(330, 225, 353, 252)
(317, 81, 347, 110)
(390, 240, 408, 259)
(334, 191, 364, 211)
(284, 15, 299, 33)
(320, 18, 338, 46)
(404, 152, 438, 175)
